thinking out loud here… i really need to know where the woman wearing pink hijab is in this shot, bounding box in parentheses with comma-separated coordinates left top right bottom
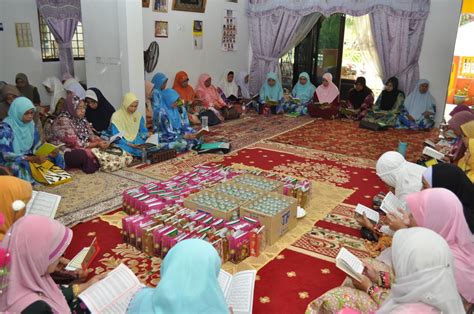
(195, 73, 227, 122)
(405, 188, 474, 309)
(308, 72, 340, 119)
(145, 81, 154, 129)
(0, 215, 104, 313)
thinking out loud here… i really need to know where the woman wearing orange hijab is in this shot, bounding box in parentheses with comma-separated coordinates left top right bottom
(173, 71, 202, 125)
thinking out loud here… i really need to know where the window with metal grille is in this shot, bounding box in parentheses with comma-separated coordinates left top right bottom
(38, 14, 84, 62)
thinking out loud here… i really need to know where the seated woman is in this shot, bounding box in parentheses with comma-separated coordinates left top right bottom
(458, 120, 474, 181)
(0, 84, 21, 121)
(16, 73, 40, 107)
(128, 239, 229, 313)
(1, 215, 105, 313)
(340, 77, 374, 120)
(236, 71, 251, 100)
(158, 89, 201, 152)
(258, 72, 284, 115)
(308, 73, 340, 119)
(362, 77, 405, 127)
(173, 71, 202, 125)
(50, 95, 109, 174)
(396, 79, 436, 130)
(110, 92, 149, 157)
(286, 72, 316, 116)
(63, 79, 86, 100)
(151, 72, 168, 131)
(423, 163, 474, 233)
(42, 76, 65, 114)
(196, 73, 228, 121)
(307, 227, 464, 313)
(85, 88, 115, 133)
(218, 69, 240, 102)
(145, 81, 154, 129)
(0, 97, 64, 183)
(447, 111, 474, 164)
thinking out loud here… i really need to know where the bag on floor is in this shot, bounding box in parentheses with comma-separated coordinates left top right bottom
(91, 147, 133, 172)
(222, 106, 241, 120)
(30, 160, 72, 186)
(192, 142, 231, 154)
(359, 120, 388, 131)
(199, 109, 221, 126)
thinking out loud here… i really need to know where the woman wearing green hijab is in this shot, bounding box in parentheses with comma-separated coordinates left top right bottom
(258, 72, 284, 115)
(128, 239, 229, 314)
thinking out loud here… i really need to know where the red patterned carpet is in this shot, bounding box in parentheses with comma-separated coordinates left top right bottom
(269, 119, 438, 161)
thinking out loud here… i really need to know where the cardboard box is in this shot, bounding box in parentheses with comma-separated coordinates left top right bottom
(230, 174, 284, 194)
(239, 193, 297, 245)
(184, 190, 241, 221)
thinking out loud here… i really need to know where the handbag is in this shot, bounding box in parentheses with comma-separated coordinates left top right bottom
(199, 109, 221, 126)
(359, 120, 388, 131)
(30, 160, 72, 186)
(192, 142, 231, 154)
(91, 147, 133, 172)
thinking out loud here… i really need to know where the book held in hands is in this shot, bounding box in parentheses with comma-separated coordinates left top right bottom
(25, 191, 61, 218)
(335, 247, 364, 282)
(218, 269, 256, 314)
(354, 204, 379, 223)
(380, 192, 406, 218)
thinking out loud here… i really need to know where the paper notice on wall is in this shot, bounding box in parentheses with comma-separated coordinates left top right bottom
(222, 10, 237, 52)
(193, 20, 203, 50)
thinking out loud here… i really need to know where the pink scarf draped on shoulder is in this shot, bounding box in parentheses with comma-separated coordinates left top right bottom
(1, 215, 73, 313)
(315, 73, 339, 103)
(406, 188, 474, 303)
(195, 73, 225, 109)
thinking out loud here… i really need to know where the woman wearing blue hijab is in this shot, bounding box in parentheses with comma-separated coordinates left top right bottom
(0, 97, 64, 183)
(285, 72, 316, 115)
(151, 72, 169, 132)
(396, 79, 436, 130)
(259, 72, 284, 114)
(128, 239, 229, 314)
(158, 89, 200, 152)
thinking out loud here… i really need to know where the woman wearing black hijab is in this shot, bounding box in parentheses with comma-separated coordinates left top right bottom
(423, 163, 474, 233)
(340, 76, 374, 120)
(84, 88, 115, 132)
(361, 77, 405, 127)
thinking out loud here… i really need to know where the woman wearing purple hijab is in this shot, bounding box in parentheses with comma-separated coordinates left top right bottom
(447, 111, 474, 163)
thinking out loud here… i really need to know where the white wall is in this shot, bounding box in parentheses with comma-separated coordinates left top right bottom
(419, 0, 463, 123)
(0, 0, 86, 106)
(142, 1, 249, 87)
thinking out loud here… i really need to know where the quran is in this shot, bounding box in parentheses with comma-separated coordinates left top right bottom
(65, 237, 100, 271)
(335, 247, 364, 282)
(218, 269, 256, 314)
(354, 204, 379, 223)
(380, 192, 406, 218)
(25, 191, 61, 218)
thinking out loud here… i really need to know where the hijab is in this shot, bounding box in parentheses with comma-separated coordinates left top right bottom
(1, 215, 73, 313)
(450, 104, 471, 117)
(348, 77, 373, 109)
(448, 111, 474, 135)
(172, 71, 195, 103)
(63, 79, 86, 100)
(111, 92, 141, 142)
(15, 73, 35, 101)
(403, 79, 435, 120)
(292, 72, 316, 104)
(427, 163, 474, 232)
(0, 85, 21, 120)
(378, 227, 464, 314)
(196, 73, 225, 108)
(0, 176, 32, 241)
(161, 89, 182, 130)
(406, 188, 474, 303)
(58, 94, 91, 144)
(151, 73, 168, 111)
(127, 239, 228, 314)
(218, 69, 239, 98)
(315, 73, 339, 104)
(236, 71, 250, 99)
(379, 77, 402, 111)
(375, 151, 426, 201)
(3, 97, 36, 153)
(42, 77, 66, 113)
(259, 72, 284, 102)
(85, 88, 115, 132)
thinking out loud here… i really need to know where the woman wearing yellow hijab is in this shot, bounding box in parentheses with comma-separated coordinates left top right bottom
(0, 175, 32, 240)
(110, 93, 149, 157)
(459, 120, 474, 182)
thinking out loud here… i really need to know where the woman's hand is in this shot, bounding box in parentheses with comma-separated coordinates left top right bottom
(355, 213, 374, 230)
(76, 273, 108, 294)
(407, 114, 415, 122)
(363, 262, 378, 283)
(386, 212, 408, 231)
(183, 133, 196, 140)
(49, 149, 59, 158)
(98, 141, 110, 150)
(351, 275, 372, 292)
(27, 155, 48, 164)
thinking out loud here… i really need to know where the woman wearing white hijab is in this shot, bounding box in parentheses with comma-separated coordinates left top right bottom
(236, 71, 251, 99)
(396, 79, 436, 130)
(375, 151, 426, 202)
(378, 227, 464, 313)
(42, 77, 66, 114)
(217, 69, 239, 100)
(63, 78, 86, 100)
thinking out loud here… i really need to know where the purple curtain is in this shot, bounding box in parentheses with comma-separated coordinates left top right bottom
(37, 0, 82, 78)
(370, 9, 427, 93)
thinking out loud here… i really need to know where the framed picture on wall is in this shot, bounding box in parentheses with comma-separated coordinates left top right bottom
(142, 0, 151, 8)
(154, 0, 168, 12)
(155, 21, 169, 38)
(172, 0, 207, 13)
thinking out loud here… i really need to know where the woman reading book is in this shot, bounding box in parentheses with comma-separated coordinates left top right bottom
(285, 72, 316, 116)
(258, 72, 284, 115)
(0, 97, 65, 183)
(128, 239, 229, 313)
(340, 77, 374, 121)
(0, 176, 32, 240)
(308, 72, 340, 119)
(0, 215, 106, 313)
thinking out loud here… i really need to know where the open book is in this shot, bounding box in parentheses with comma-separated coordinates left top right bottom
(422, 146, 445, 161)
(335, 247, 364, 282)
(34, 142, 64, 157)
(195, 126, 210, 137)
(65, 237, 100, 271)
(380, 192, 405, 218)
(79, 264, 145, 314)
(25, 191, 61, 218)
(218, 269, 256, 314)
(354, 204, 379, 223)
(108, 131, 124, 144)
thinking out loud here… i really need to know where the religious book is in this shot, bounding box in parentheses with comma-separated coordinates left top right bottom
(354, 204, 379, 223)
(423, 139, 436, 148)
(108, 131, 124, 144)
(290, 97, 301, 104)
(264, 97, 278, 106)
(195, 126, 210, 137)
(422, 146, 445, 161)
(335, 247, 364, 282)
(25, 191, 61, 218)
(218, 269, 256, 314)
(65, 237, 100, 271)
(145, 133, 159, 145)
(34, 142, 64, 157)
(79, 264, 145, 314)
(380, 192, 405, 218)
